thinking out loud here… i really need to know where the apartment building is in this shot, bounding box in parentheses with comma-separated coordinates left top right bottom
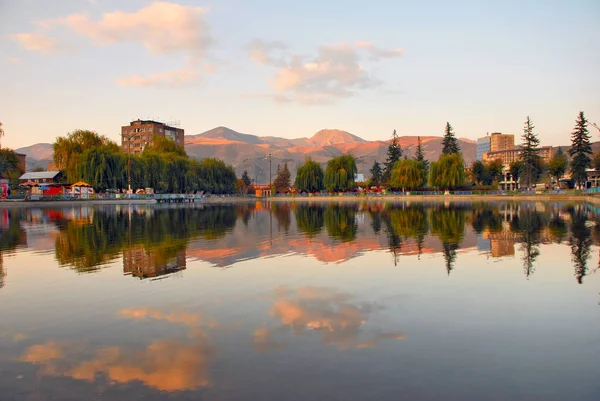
(476, 132, 515, 161)
(121, 119, 184, 155)
(483, 146, 553, 167)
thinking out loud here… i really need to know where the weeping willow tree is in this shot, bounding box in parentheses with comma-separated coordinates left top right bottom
(77, 147, 125, 190)
(53, 130, 118, 183)
(429, 154, 465, 190)
(391, 159, 426, 191)
(295, 160, 324, 192)
(324, 154, 357, 192)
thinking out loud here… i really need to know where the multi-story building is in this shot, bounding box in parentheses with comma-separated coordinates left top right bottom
(477, 132, 515, 161)
(476, 137, 491, 161)
(489, 132, 514, 152)
(121, 119, 184, 155)
(484, 146, 553, 167)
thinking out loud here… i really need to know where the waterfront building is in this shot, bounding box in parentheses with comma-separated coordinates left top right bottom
(121, 119, 184, 155)
(476, 136, 491, 161)
(484, 146, 553, 167)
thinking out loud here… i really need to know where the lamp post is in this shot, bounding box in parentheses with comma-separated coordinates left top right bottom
(269, 153, 272, 197)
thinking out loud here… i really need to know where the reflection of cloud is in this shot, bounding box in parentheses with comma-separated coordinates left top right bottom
(13, 333, 28, 342)
(20, 306, 217, 391)
(257, 287, 405, 351)
(252, 327, 286, 353)
(119, 307, 216, 328)
(20, 339, 213, 391)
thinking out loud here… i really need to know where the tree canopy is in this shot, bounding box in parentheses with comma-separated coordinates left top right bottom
(429, 153, 465, 189)
(0, 149, 24, 182)
(547, 148, 568, 186)
(369, 161, 383, 187)
(273, 162, 291, 192)
(391, 159, 425, 190)
(324, 154, 357, 192)
(295, 159, 324, 192)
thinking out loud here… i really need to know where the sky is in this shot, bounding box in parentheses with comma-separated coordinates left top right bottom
(0, 0, 599, 149)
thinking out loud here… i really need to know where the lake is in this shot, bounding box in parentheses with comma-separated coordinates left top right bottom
(0, 201, 599, 401)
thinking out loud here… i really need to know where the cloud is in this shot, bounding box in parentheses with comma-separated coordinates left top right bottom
(255, 287, 405, 351)
(47, 2, 211, 54)
(247, 41, 403, 104)
(10, 33, 58, 53)
(247, 39, 287, 66)
(116, 61, 200, 87)
(12, 2, 212, 87)
(6, 57, 22, 63)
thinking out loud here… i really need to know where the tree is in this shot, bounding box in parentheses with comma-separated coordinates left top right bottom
(295, 160, 324, 192)
(471, 160, 486, 185)
(429, 154, 465, 190)
(146, 135, 186, 157)
(383, 130, 402, 182)
(369, 161, 383, 187)
(241, 170, 251, 187)
(0, 149, 24, 181)
(568, 111, 592, 189)
(391, 159, 425, 191)
(442, 122, 461, 155)
(509, 161, 523, 188)
(324, 154, 357, 192)
(547, 148, 568, 187)
(273, 162, 291, 192)
(519, 116, 541, 189)
(53, 130, 117, 183)
(414, 136, 429, 186)
(486, 159, 504, 185)
(0, 121, 4, 148)
(592, 151, 600, 171)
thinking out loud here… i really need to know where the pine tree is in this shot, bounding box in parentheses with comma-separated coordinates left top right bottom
(519, 116, 541, 189)
(241, 170, 251, 186)
(441, 122, 461, 155)
(369, 161, 383, 186)
(273, 162, 291, 192)
(414, 136, 429, 186)
(383, 129, 402, 182)
(568, 111, 592, 189)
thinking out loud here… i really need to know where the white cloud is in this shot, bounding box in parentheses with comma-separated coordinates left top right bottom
(12, 2, 213, 87)
(10, 33, 58, 53)
(49, 2, 211, 55)
(248, 40, 403, 104)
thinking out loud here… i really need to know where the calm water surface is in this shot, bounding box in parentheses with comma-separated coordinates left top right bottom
(0, 201, 599, 401)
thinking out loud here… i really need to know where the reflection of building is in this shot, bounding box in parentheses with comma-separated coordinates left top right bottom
(484, 230, 515, 257)
(123, 246, 186, 279)
(121, 119, 185, 155)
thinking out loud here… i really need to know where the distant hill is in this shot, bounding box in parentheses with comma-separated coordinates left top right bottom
(14, 143, 54, 171)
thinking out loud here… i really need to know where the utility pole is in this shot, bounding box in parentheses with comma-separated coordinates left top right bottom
(269, 153, 272, 197)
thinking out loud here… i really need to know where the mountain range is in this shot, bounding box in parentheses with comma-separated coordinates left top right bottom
(16, 127, 479, 183)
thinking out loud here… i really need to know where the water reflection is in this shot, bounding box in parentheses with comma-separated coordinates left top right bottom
(1, 201, 600, 284)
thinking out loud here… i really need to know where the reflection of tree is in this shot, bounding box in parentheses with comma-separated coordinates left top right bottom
(430, 207, 466, 275)
(369, 209, 382, 235)
(380, 206, 429, 265)
(295, 205, 324, 238)
(54, 206, 239, 273)
(0, 210, 26, 289)
(324, 205, 358, 242)
(272, 204, 292, 234)
(470, 206, 503, 234)
(510, 205, 546, 279)
(569, 206, 592, 284)
(548, 215, 568, 243)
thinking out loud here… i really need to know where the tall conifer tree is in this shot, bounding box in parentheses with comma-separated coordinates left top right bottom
(383, 130, 402, 182)
(568, 111, 592, 189)
(519, 116, 541, 189)
(441, 122, 461, 155)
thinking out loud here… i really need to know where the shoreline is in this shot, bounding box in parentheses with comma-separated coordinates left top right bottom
(2, 194, 600, 208)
